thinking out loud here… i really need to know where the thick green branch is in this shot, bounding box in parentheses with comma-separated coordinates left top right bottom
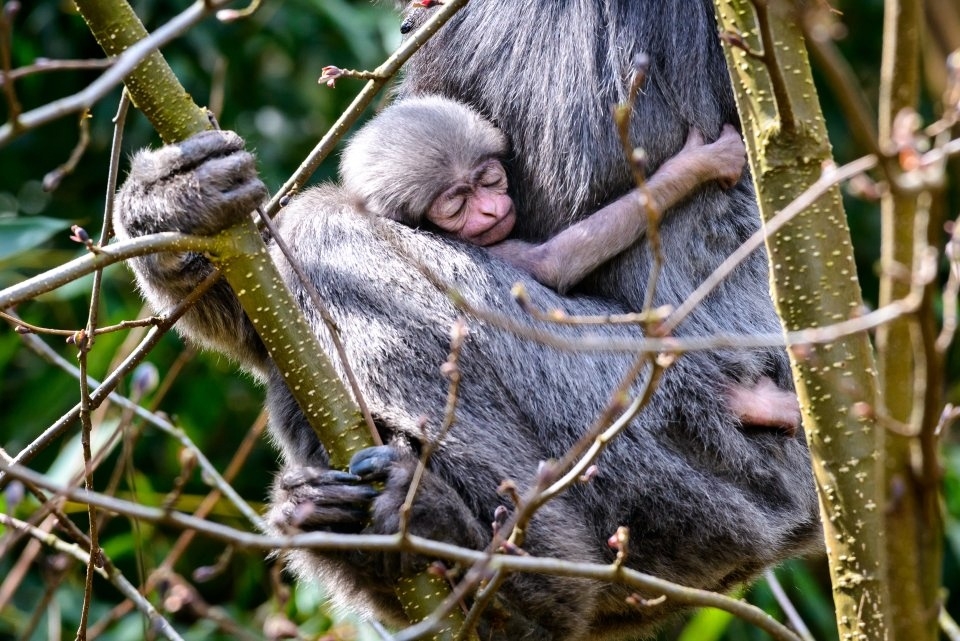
(73, 0, 367, 477)
(207, 219, 366, 468)
(74, 0, 211, 142)
(73, 1, 473, 637)
(713, 2, 888, 640)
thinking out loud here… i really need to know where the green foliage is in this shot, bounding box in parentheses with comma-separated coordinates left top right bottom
(0, 216, 68, 262)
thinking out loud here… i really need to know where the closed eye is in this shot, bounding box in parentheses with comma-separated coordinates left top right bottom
(440, 196, 466, 219)
(480, 168, 506, 190)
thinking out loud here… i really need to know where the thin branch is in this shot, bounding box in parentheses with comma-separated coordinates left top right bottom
(0, 458, 802, 641)
(0, 0, 22, 124)
(455, 278, 925, 356)
(612, 55, 664, 314)
(0, 0, 230, 146)
(0, 514, 185, 641)
(263, 0, 470, 216)
(1, 311, 162, 337)
(938, 213, 960, 352)
(943, 606, 960, 641)
(0, 57, 114, 86)
(662, 153, 878, 334)
(98, 90, 130, 249)
(75, 342, 99, 641)
(764, 569, 815, 641)
(750, 0, 797, 134)
(72, 94, 132, 641)
(0, 231, 216, 311)
(511, 284, 670, 326)
(9, 330, 265, 529)
(42, 109, 92, 191)
(215, 0, 262, 22)
(399, 318, 468, 536)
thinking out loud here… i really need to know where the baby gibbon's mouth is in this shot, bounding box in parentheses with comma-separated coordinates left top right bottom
(475, 209, 515, 247)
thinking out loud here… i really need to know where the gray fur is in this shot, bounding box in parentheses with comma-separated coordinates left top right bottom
(113, 1, 822, 639)
(340, 95, 508, 225)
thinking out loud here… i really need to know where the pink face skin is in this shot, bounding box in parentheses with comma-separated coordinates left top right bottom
(426, 159, 516, 246)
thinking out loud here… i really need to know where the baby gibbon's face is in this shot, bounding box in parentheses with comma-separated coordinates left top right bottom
(426, 159, 515, 246)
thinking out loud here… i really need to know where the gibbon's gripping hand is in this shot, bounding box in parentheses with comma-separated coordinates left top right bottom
(269, 446, 401, 534)
(270, 445, 488, 555)
(113, 130, 271, 366)
(116, 130, 268, 239)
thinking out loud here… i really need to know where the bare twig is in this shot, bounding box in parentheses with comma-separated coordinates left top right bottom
(71, 93, 132, 641)
(612, 54, 664, 314)
(0, 231, 216, 310)
(0, 514, 185, 641)
(75, 340, 99, 641)
(748, 0, 797, 134)
(511, 283, 671, 326)
(0, 56, 114, 86)
(764, 569, 815, 641)
(42, 109, 92, 192)
(662, 153, 879, 334)
(937, 213, 960, 352)
(399, 318, 468, 536)
(0, 458, 802, 641)
(0, 0, 22, 124)
(455, 278, 927, 356)
(264, 0, 470, 216)
(0, 0, 232, 146)
(943, 605, 960, 641)
(9, 330, 264, 529)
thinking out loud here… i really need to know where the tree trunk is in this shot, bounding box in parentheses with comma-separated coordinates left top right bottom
(713, 1, 889, 639)
(877, 1, 942, 640)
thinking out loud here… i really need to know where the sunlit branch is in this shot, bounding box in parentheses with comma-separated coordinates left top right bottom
(0, 0, 230, 146)
(0, 457, 801, 641)
(0, 232, 215, 311)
